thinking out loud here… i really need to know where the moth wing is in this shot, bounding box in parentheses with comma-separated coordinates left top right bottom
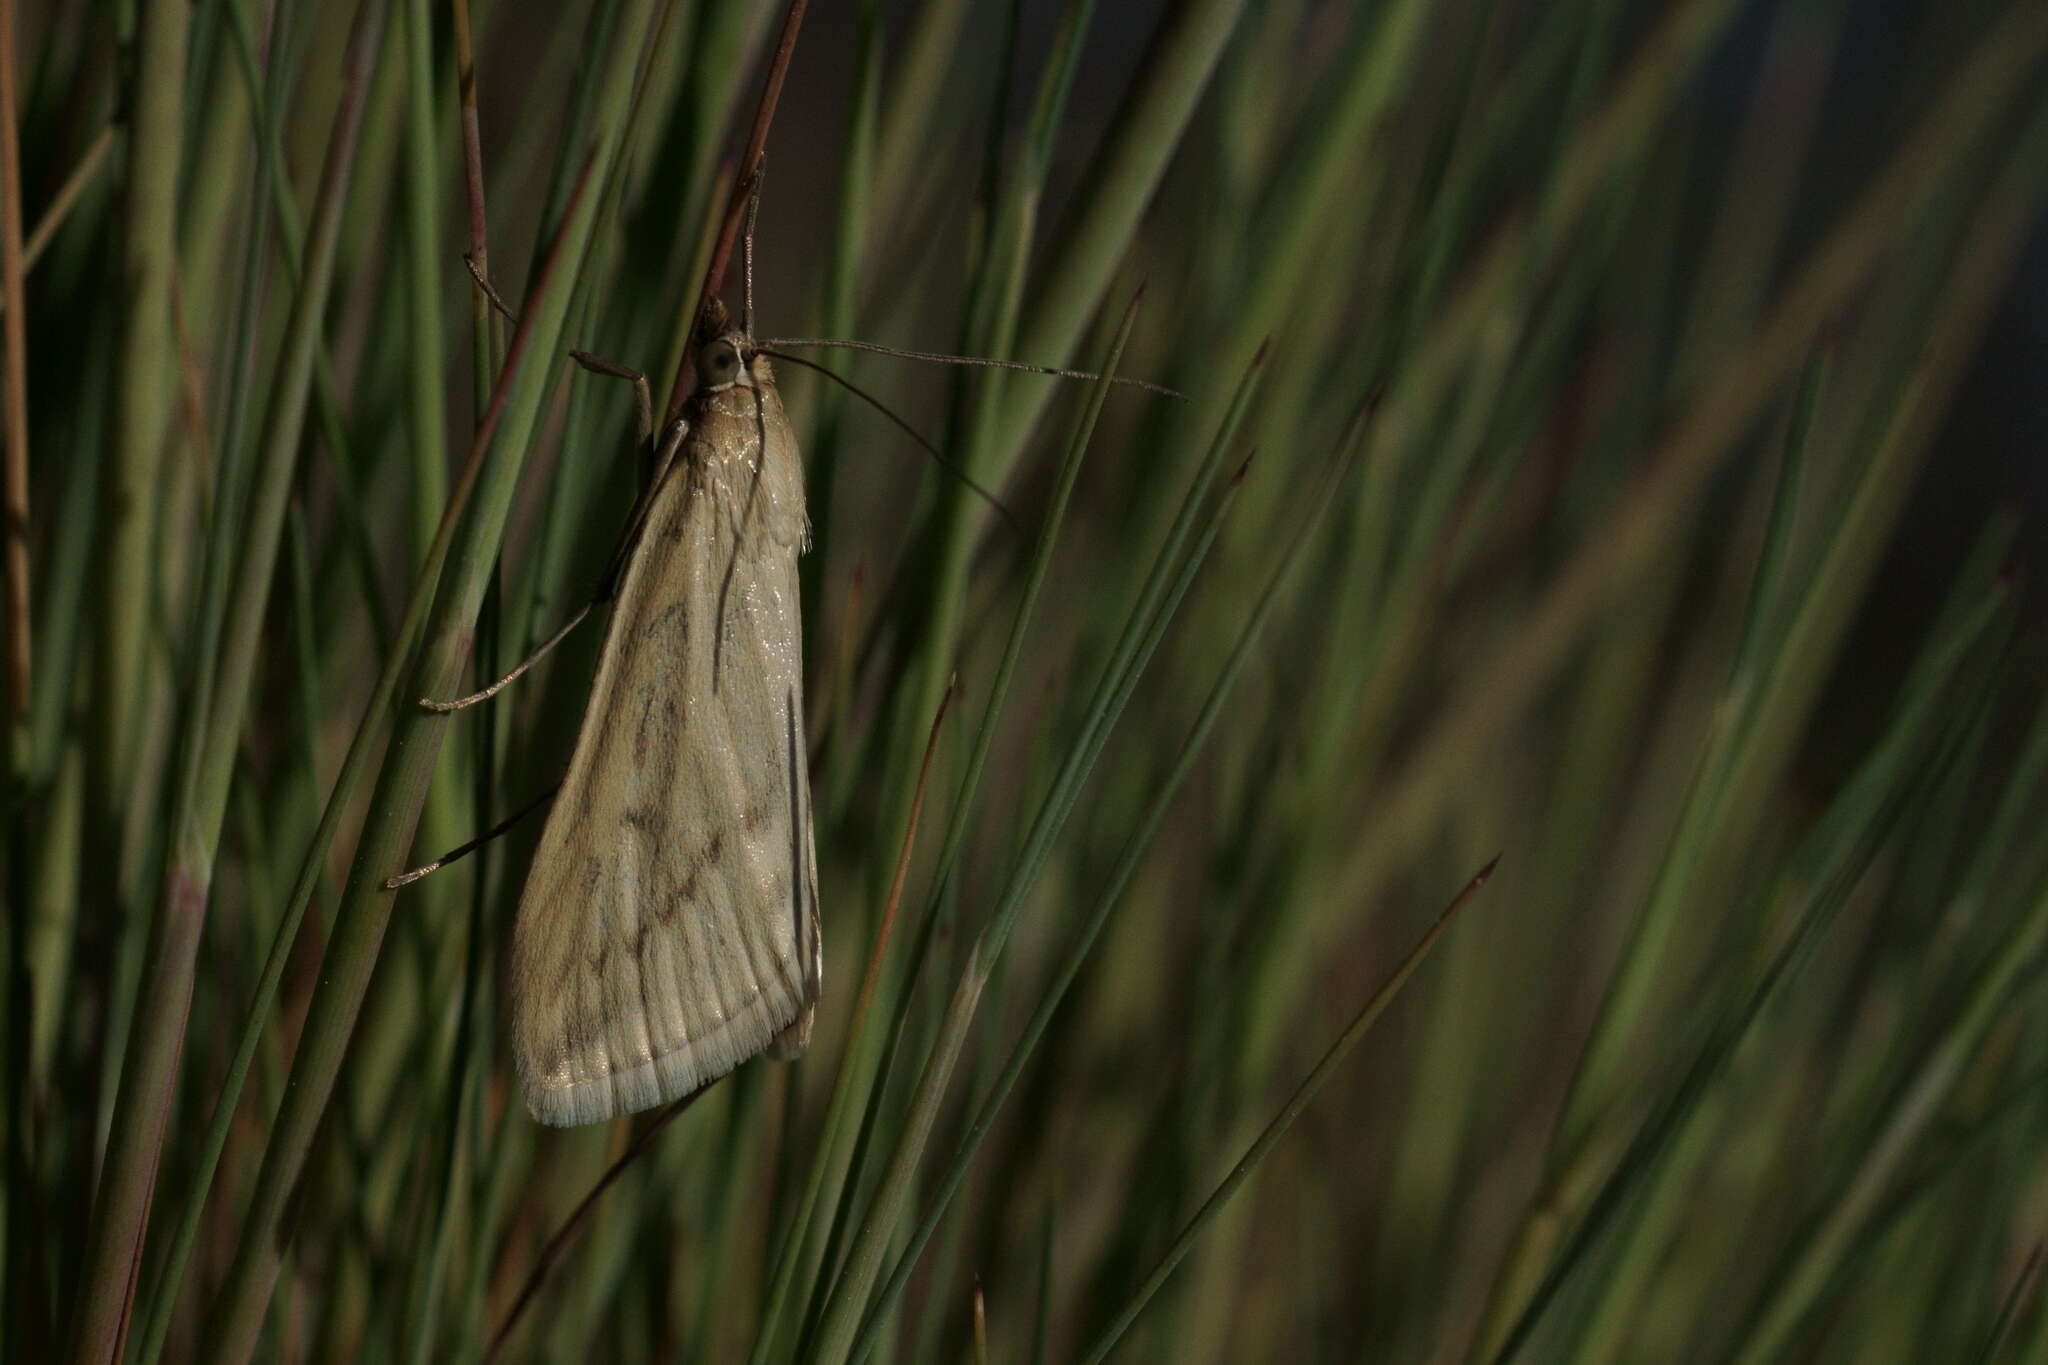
(511, 369, 819, 1127)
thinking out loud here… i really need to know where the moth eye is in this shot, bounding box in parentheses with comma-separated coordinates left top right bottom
(699, 339, 742, 385)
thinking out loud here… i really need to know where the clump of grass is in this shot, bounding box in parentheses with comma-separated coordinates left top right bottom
(7, 2, 2048, 1362)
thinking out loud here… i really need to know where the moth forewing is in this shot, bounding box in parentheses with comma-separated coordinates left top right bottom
(510, 344, 821, 1128)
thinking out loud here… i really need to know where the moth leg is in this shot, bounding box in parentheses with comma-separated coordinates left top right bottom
(464, 252, 517, 324)
(569, 349, 655, 456)
(418, 602, 596, 712)
(385, 782, 561, 888)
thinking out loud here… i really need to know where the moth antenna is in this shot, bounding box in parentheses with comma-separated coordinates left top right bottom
(756, 336, 1184, 399)
(760, 348, 1025, 537)
(742, 158, 765, 338)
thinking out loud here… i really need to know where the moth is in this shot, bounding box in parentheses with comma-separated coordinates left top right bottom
(506, 306, 819, 1127)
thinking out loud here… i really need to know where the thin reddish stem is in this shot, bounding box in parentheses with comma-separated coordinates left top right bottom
(853, 676, 956, 1025)
(661, 0, 810, 424)
(482, 1088, 710, 1364)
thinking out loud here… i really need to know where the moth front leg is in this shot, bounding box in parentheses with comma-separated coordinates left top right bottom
(569, 349, 656, 460)
(418, 361, 687, 714)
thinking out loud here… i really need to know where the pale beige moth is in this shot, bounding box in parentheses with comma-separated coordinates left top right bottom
(508, 318, 820, 1128)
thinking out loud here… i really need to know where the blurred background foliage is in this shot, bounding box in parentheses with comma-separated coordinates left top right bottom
(5, 0, 2048, 1361)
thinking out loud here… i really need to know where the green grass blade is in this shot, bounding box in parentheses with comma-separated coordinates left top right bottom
(93, 0, 189, 827)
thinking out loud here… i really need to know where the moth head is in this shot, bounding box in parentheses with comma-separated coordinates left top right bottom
(697, 332, 753, 392)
